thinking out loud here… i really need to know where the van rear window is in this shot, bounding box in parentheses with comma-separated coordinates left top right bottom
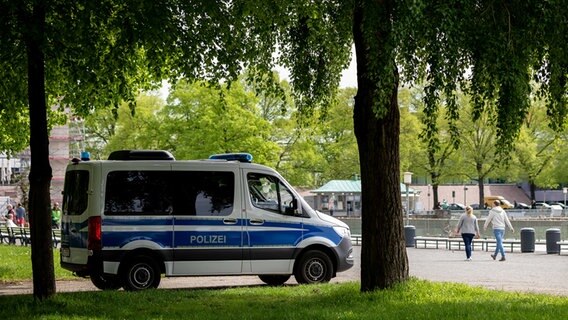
(104, 171, 234, 216)
(63, 170, 89, 216)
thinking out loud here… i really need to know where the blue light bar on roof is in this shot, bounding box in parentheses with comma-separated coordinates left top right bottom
(209, 153, 253, 163)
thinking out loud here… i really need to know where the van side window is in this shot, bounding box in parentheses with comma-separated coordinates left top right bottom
(173, 171, 234, 216)
(105, 171, 173, 215)
(104, 170, 235, 216)
(247, 173, 295, 215)
(62, 170, 89, 216)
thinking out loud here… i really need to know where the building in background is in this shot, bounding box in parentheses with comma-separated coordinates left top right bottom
(310, 179, 418, 217)
(0, 117, 84, 207)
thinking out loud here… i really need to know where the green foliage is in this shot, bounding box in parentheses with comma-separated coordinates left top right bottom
(103, 94, 165, 156)
(82, 80, 360, 188)
(0, 245, 74, 282)
(511, 99, 563, 189)
(0, 107, 29, 157)
(158, 80, 281, 163)
(397, 1, 568, 156)
(309, 88, 359, 184)
(1, 280, 568, 319)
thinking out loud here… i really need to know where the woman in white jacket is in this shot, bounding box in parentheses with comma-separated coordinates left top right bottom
(484, 200, 515, 261)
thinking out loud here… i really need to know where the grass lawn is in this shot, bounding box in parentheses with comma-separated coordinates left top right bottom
(1, 245, 567, 319)
(0, 244, 75, 282)
(0, 281, 567, 319)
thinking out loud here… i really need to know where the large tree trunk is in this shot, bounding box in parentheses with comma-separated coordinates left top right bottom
(432, 183, 440, 209)
(477, 163, 485, 207)
(354, 0, 409, 291)
(25, 1, 56, 299)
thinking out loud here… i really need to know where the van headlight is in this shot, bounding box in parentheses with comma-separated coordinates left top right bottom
(333, 226, 351, 239)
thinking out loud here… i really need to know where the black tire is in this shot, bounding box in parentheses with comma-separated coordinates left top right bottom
(258, 275, 291, 286)
(90, 272, 122, 290)
(294, 250, 333, 284)
(120, 255, 161, 291)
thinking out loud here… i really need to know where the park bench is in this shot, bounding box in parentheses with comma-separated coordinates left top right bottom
(1, 225, 22, 245)
(351, 234, 362, 246)
(1, 225, 61, 247)
(0, 225, 11, 244)
(557, 241, 568, 255)
(52, 228, 62, 247)
(0, 226, 31, 246)
(413, 236, 449, 249)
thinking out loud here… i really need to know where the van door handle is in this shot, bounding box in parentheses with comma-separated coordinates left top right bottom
(249, 219, 264, 225)
(223, 218, 238, 225)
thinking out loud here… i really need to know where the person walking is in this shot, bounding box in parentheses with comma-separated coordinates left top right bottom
(51, 202, 62, 229)
(455, 206, 480, 261)
(15, 203, 26, 227)
(484, 200, 515, 261)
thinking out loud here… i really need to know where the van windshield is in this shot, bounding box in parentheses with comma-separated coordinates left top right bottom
(62, 170, 89, 216)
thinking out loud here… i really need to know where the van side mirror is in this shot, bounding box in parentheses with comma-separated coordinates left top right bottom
(284, 199, 298, 215)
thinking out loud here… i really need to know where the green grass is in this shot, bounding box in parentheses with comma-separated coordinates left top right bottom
(0, 244, 75, 282)
(1, 245, 567, 319)
(0, 281, 567, 319)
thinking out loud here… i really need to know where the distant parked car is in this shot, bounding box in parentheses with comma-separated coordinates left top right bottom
(534, 202, 551, 209)
(469, 204, 481, 210)
(448, 203, 466, 210)
(548, 202, 567, 209)
(515, 202, 530, 209)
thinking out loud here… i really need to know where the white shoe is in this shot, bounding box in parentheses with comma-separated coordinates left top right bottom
(466, 257, 472, 261)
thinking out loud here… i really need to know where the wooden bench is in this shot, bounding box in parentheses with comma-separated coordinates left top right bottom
(1, 225, 61, 247)
(52, 229, 62, 247)
(557, 241, 568, 254)
(413, 236, 449, 249)
(351, 234, 362, 246)
(0, 225, 11, 244)
(0, 225, 28, 245)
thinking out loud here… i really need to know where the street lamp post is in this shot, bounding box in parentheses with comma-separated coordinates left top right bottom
(562, 187, 568, 211)
(427, 184, 431, 211)
(403, 172, 413, 225)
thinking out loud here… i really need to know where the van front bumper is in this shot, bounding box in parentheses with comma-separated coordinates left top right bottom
(335, 237, 354, 272)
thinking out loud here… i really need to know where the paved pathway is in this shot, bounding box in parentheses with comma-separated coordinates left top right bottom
(1, 244, 567, 296)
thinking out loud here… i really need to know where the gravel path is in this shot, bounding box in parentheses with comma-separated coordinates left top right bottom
(2, 245, 567, 296)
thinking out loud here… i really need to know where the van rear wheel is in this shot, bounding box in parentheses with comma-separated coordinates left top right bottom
(121, 255, 161, 291)
(258, 275, 291, 286)
(294, 250, 333, 284)
(90, 272, 121, 290)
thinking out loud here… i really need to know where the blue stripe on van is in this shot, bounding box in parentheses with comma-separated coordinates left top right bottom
(302, 223, 342, 245)
(73, 217, 342, 249)
(61, 221, 89, 248)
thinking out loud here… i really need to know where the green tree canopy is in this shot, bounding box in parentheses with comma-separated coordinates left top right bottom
(2, 0, 567, 298)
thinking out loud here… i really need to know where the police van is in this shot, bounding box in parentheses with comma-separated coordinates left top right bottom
(60, 150, 353, 291)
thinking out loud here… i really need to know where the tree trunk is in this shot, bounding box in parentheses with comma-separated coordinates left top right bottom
(477, 163, 485, 207)
(354, 0, 409, 291)
(478, 179, 485, 208)
(529, 180, 536, 201)
(25, 1, 56, 299)
(432, 183, 439, 209)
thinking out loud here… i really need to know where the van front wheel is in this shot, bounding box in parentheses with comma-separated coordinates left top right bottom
(121, 256, 161, 291)
(294, 250, 333, 284)
(258, 275, 291, 286)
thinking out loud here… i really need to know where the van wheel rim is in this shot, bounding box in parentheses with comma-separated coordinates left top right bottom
(305, 259, 325, 282)
(131, 264, 152, 288)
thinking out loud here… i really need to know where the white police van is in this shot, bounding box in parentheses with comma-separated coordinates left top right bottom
(60, 150, 353, 291)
